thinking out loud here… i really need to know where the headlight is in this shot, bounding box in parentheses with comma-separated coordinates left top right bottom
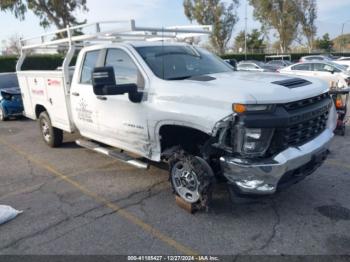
(233, 104, 275, 114)
(346, 77, 350, 85)
(234, 127, 274, 158)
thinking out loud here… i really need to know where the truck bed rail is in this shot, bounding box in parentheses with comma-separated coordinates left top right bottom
(20, 20, 212, 51)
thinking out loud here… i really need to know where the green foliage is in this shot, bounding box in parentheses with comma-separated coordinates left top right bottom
(234, 31, 245, 52)
(315, 33, 334, 52)
(333, 33, 350, 51)
(247, 29, 265, 52)
(234, 29, 265, 53)
(248, 0, 300, 53)
(0, 56, 17, 73)
(183, 0, 240, 55)
(296, 0, 317, 52)
(0, 0, 88, 29)
(0, 55, 65, 73)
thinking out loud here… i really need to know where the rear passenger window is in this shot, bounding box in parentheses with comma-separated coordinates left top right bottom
(292, 64, 311, 71)
(80, 50, 100, 84)
(313, 63, 328, 72)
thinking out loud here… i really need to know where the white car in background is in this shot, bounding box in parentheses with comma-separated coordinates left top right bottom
(335, 57, 350, 69)
(299, 55, 333, 62)
(280, 61, 350, 88)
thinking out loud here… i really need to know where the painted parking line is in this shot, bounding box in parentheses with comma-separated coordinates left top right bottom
(0, 138, 198, 255)
(326, 159, 350, 171)
(0, 160, 122, 201)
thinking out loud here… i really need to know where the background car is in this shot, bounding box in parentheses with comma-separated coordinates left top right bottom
(280, 61, 350, 88)
(335, 57, 350, 69)
(266, 59, 293, 69)
(237, 60, 279, 72)
(299, 55, 334, 62)
(0, 73, 23, 121)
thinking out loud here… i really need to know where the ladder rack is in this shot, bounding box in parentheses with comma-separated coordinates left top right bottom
(20, 20, 212, 50)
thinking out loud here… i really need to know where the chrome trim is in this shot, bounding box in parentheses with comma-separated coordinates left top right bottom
(220, 128, 334, 195)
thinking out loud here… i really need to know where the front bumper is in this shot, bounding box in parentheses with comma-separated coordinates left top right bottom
(220, 128, 334, 195)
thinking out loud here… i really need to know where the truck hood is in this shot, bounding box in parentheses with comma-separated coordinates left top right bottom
(156, 72, 328, 106)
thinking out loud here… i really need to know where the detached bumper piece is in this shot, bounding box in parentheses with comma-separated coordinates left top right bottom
(220, 128, 333, 196)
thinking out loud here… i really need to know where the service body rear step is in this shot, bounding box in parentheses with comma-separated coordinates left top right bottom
(76, 139, 149, 169)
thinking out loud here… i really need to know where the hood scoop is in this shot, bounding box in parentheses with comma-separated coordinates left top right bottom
(188, 75, 216, 82)
(272, 78, 311, 89)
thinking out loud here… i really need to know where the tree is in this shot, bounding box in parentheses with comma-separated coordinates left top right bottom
(2, 34, 22, 55)
(1, 34, 34, 55)
(183, 0, 240, 55)
(296, 0, 317, 53)
(333, 33, 350, 52)
(233, 31, 245, 52)
(315, 33, 334, 52)
(0, 0, 88, 29)
(247, 29, 265, 52)
(248, 0, 299, 53)
(234, 29, 265, 53)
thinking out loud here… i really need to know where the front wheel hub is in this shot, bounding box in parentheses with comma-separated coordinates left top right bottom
(41, 119, 51, 142)
(171, 161, 201, 203)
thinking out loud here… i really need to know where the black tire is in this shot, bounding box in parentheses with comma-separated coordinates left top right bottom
(38, 111, 63, 147)
(0, 107, 8, 121)
(341, 126, 346, 136)
(169, 149, 214, 210)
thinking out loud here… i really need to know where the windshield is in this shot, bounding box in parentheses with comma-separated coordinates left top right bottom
(135, 45, 232, 80)
(328, 62, 348, 71)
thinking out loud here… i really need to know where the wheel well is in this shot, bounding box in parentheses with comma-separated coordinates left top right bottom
(159, 125, 211, 156)
(35, 105, 46, 119)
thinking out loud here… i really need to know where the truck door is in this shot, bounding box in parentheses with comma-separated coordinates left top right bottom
(70, 50, 101, 137)
(96, 48, 150, 157)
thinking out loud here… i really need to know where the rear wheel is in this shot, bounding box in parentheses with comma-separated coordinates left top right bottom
(0, 107, 7, 121)
(38, 111, 63, 147)
(169, 150, 214, 210)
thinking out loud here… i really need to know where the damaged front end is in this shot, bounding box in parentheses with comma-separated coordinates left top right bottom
(211, 94, 336, 196)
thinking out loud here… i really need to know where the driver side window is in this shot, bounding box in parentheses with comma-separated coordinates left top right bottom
(80, 50, 100, 84)
(105, 49, 144, 89)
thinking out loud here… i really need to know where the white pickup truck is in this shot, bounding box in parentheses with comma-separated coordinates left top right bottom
(17, 21, 337, 208)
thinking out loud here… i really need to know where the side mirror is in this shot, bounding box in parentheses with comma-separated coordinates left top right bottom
(92, 66, 143, 103)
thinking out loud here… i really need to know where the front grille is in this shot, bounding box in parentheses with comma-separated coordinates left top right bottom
(284, 93, 330, 111)
(268, 94, 331, 155)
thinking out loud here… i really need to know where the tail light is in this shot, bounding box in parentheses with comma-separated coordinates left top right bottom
(346, 77, 350, 86)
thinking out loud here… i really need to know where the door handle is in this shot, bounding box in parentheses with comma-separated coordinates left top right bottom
(71, 92, 80, 96)
(97, 96, 107, 101)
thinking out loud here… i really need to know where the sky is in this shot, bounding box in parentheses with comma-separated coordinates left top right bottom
(0, 0, 350, 49)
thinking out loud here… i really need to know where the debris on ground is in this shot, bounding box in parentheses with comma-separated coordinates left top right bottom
(0, 205, 23, 225)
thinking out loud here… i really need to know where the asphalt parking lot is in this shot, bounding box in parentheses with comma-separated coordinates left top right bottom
(0, 119, 350, 255)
